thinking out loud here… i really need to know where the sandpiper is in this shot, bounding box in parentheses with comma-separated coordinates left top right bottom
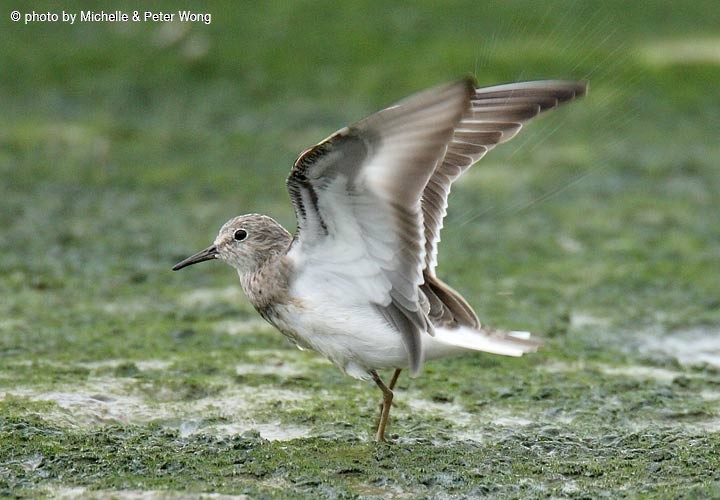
(173, 77, 586, 442)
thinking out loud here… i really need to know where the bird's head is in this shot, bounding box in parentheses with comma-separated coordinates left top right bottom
(172, 214, 291, 275)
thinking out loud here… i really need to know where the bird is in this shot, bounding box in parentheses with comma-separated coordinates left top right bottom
(173, 77, 587, 442)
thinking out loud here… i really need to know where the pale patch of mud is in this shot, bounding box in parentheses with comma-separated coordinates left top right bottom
(76, 359, 127, 370)
(136, 360, 174, 371)
(687, 418, 720, 433)
(597, 365, 686, 383)
(700, 391, 720, 402)
(402, 393, 535, 442)
(3, 358, 174, 375)
(78, 359, 174, 371)
(623, 415, 720, 434)
(235, 347, 330, 377)
(2, 378, 156, 427)
(453, 412, 536, 442)
(179, 421, 311, 440)
(100, 299, 151, 315)
(213, 319, 274, 335)
(542, 360, 692, 384)
(642, 327, 720, 368)
(245, 348, 292, 357)
(244, 348, 331, 365)
(638, 38, 720, 66)
(570, 312, 610, 329)
(684, 392, 720, 433)
(185, 386, 309, 414)
(542, 361, 720, 433)
(166, 386, 314, 440)
(354, 481, 421, 499)
(538, 360, 588, 373)
(3, 359, 35, 367)
(179, 286, 245, 308)
(490, 415, 535, 427)
(235, 363, 307, 378)
(2, 378, 312, 441)
(557, 234, 584, 253)
(404, 395, 474, 427)
(0, 318, 27, 330)
(52, 487, 249, 499)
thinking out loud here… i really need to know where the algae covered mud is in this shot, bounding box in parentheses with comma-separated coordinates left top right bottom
(2, 324, 720, 497)
(2, 0, 720, 497)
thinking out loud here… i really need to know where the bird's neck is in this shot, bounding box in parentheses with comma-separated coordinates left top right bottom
(239, 255, 294, 316)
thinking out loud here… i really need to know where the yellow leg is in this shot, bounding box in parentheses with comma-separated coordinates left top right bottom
(371, 369, 400, 442)
(374, 369, 402, 432)
(388, 368, 402, 391)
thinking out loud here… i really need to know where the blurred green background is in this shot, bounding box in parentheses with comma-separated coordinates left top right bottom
(1, 1, 719, 497)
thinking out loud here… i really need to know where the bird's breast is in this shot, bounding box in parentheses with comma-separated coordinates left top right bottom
(240, 256, 294, 313)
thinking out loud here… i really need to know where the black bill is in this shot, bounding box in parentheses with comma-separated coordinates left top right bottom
(172, 245, 218, 271)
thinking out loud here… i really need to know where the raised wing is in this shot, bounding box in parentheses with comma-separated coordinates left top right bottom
(286, 79, 474, 375)
(422, 80, 588, 276)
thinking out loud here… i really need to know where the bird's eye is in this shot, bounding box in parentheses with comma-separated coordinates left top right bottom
(233, 229, 248, 241)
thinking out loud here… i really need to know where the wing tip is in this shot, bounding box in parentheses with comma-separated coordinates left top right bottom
(461, 74, 478, 95)
(474, 79, 589, 102)
(577, 80, 589, 97)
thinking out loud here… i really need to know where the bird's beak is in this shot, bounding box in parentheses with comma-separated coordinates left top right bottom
(172, 245, 218, 271)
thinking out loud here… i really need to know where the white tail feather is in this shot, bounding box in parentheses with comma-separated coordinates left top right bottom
(508, 330, 532, 340)
(432, 326, 539, 357)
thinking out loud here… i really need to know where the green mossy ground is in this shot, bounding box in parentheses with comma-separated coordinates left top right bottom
(2, 1, 719, 497)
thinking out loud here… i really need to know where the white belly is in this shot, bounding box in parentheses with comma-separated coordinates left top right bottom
(267, 294, 410, 379)
(265, 295, 470, 380)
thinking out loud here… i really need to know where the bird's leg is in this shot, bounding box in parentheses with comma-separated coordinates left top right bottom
(388, 368, 402, 391)
(374, 369, 402, 432)
(371, 370, 395, 442)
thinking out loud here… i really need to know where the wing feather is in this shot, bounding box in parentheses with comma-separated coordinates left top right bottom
(422, 80, 588, 276)
(286, 79, 474, 374)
